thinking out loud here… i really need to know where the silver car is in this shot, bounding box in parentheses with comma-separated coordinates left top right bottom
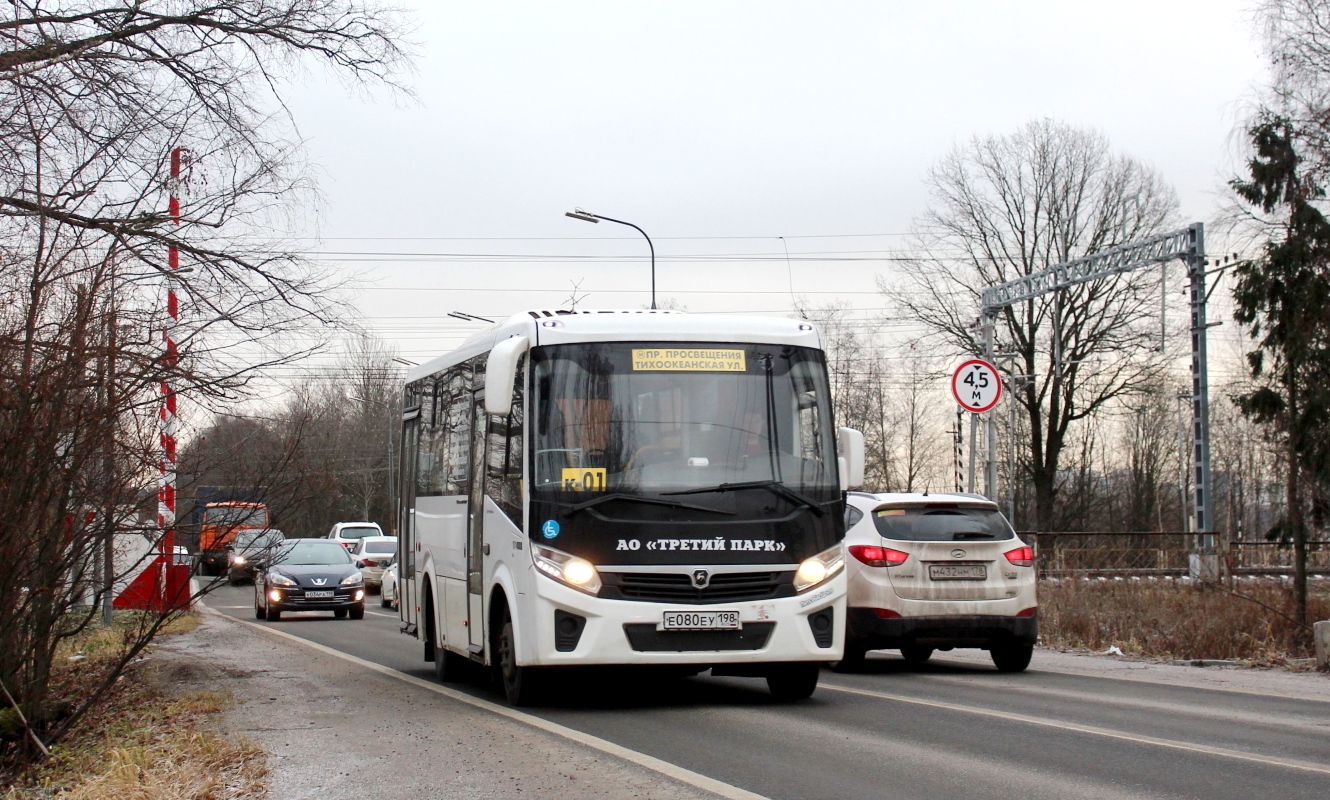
(380, 561, 398, 609)
(349, 536, 397, 590)
(839, 491, 1037, 672)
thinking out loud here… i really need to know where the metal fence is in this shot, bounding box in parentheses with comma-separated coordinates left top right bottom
(1023, 532, 1330, 578)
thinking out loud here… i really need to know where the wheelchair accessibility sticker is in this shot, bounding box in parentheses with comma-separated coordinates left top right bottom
(541, 520, 560, 539)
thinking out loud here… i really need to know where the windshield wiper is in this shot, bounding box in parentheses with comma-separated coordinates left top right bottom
(561, 493, 735, 517)
(662, 480, 825, 517)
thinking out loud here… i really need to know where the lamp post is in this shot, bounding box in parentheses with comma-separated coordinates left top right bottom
(565, 208, 656, 309)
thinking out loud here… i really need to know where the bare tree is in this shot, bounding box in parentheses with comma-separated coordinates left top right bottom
(885, 119, 1179, 530)
(1120, 385, 1177, 532)
(0, 0, 411, 764)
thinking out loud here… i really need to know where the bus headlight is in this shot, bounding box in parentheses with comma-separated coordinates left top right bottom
(533, 545, 602, 595)
(794, 543, 845, 592)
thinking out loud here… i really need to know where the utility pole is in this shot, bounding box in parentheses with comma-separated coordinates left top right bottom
(1177, 392, 1190, 534)
(1185, 228, 1217, 582)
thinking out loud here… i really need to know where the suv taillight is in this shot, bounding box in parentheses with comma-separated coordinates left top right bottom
(849, 544, 909, 567)
(1004, 546, 1034, 567)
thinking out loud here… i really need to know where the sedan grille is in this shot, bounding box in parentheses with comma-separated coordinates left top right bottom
(599, 571, 795, 604)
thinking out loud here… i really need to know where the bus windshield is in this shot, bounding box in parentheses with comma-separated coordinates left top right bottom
(531, 342, 837, 494)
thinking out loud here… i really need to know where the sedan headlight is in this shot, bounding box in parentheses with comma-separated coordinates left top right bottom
(340, 572, 364, 586)
(231, 554, 247, 566)
(794, 543, 845, 592)
(268, 572, 297, 587)
(532, 545, 602, 595)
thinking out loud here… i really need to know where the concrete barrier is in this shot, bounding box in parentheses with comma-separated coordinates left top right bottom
(1316, 620, 1330, 671)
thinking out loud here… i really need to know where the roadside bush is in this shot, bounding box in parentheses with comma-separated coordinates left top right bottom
(1038, 577, 1330, 662)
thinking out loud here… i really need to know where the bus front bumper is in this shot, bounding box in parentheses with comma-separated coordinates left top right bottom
(522, 572, 846, 666)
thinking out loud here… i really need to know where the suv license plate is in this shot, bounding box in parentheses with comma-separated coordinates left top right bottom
(306, 590, 334, 598)
(660, 610, 741, 631)
(929, 564, 987, 581)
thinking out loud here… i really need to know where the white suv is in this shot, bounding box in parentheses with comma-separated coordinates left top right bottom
(327, 521, 384, 550)
(840, 492, 1037, 672)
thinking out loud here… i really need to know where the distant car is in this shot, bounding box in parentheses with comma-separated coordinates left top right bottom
(327, 521, 384, 550)
(838, 492, 1037, 673)
(226, 528, 285, 585)
(254, 538, 366, 621)
(350, 536, 397, 590)
(380, 561, 398, 609)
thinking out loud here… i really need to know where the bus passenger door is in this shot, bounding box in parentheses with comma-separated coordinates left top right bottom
(467, 392, 488, 652)
(398, 412, 419, 632)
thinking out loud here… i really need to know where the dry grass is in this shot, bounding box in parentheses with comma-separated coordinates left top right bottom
(3, 613, 265, 799)
(1039, 577, 1330, 663)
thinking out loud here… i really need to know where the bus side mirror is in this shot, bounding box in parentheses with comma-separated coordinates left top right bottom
(838, 427, 864, 490)
(485, 335, 529, 416)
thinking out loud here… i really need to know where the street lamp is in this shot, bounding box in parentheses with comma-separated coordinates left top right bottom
(565, 208, 657, 309)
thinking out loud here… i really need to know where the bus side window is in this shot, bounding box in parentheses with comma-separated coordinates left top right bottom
(415, 382, 442, 496)
(487, 354, 525, 524)
(441, 365, 472, 494)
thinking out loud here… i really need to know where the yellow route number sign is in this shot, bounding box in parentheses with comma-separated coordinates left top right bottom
(561, 467, 607, 492)
(631, 348, 745, 372)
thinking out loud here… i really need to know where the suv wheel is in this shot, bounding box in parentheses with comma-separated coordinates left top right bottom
(900, 644, 934, 664)
(990, 643, 1033, 673)
(831, 645, 868, 673)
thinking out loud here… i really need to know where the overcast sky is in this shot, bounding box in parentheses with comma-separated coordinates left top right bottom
(276, 1, 1268, 374)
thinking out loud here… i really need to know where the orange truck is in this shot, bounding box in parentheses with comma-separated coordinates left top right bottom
(197, 500, 269, 575)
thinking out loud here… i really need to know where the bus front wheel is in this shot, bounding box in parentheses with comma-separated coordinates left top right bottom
(766, 663, 820, 702)
(496, 615, 543, 706)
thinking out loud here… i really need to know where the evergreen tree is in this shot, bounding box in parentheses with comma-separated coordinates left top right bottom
(1230, 112, 1330, 631)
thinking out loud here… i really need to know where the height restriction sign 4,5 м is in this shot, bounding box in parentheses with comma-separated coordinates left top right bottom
(951, 359, 1002, 413)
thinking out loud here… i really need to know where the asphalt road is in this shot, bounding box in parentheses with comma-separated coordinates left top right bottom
(206, 584, 1330, 800)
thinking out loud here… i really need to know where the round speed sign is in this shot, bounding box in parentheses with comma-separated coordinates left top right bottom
(951, 359, 1002, 413)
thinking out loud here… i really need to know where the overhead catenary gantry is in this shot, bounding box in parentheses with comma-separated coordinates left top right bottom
(976, 222, 1217, 569)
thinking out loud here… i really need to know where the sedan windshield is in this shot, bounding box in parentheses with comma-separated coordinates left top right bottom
(873, 506, 1015, 542)
(531, 342, 836, 493)
(276, 541, 353, 565)
(234, 530, 283, 550)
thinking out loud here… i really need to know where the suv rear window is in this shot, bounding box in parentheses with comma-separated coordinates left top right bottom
(337, 526, 379, 540)
(872, 505, 1014, 542)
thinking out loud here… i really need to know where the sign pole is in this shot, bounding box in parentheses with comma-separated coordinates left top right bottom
(967, 413, 978, 493)
(951, 358, 1003, 498)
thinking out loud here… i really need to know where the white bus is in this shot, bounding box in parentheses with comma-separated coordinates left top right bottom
(396, 310, 864, 705)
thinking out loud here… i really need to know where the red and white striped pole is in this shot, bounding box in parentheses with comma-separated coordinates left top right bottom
(158, 147, 187, 605)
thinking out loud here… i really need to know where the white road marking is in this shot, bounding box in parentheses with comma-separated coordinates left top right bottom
(922, 651, 1329, 704)
(364, 610, 398, 619)
(819, 682, 1330, 776)
(213, 608, 769, 800)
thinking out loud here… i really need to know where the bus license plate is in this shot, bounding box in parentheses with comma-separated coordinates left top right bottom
(660, 610, 741, 631)
(306, 590, 334, 598)
(929, 564, 986, 581)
